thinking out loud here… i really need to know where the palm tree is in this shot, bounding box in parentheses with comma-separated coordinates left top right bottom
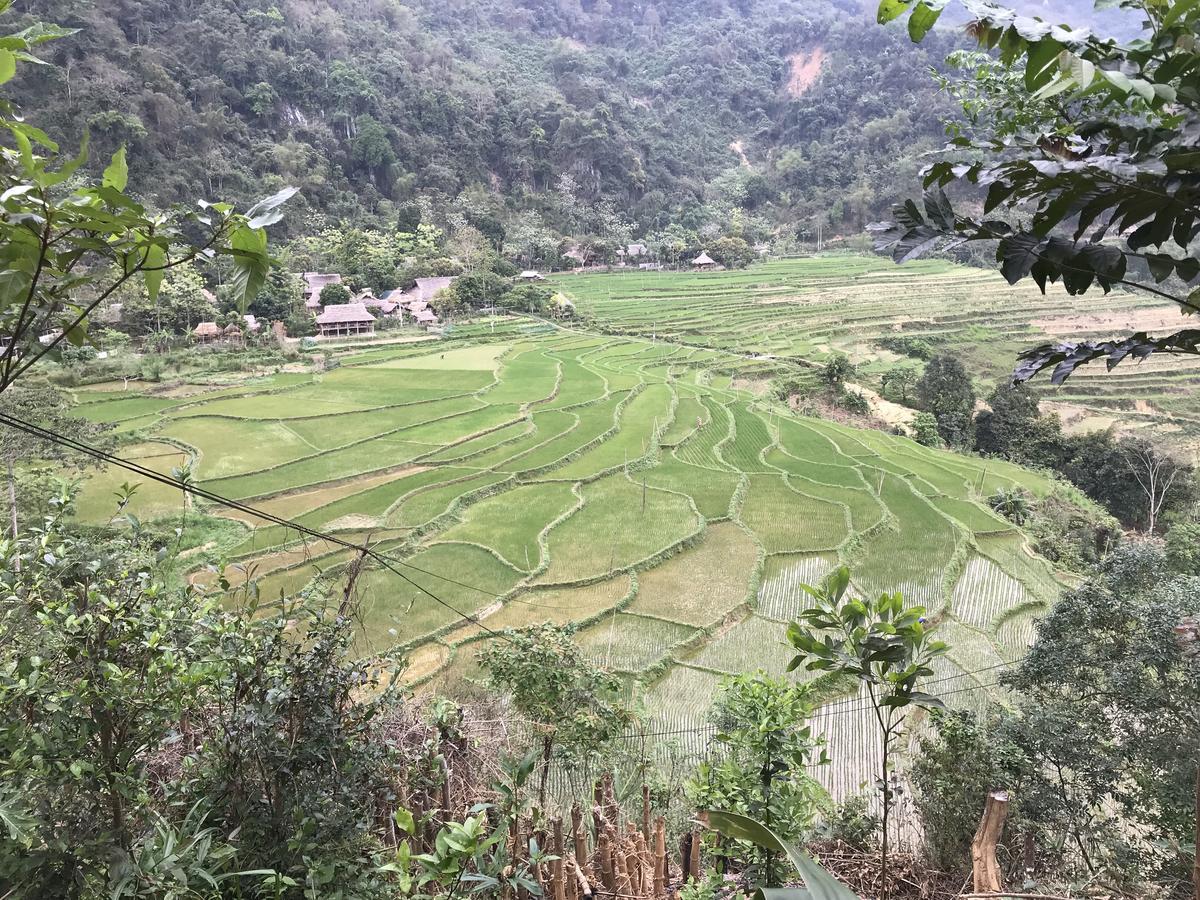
(988, 488, 1030, 525)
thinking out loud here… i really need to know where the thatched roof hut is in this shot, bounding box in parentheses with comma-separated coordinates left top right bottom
(316, 302, 377, 337)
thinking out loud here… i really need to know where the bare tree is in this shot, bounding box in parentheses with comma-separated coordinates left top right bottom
(1123, 439, 1185, 534)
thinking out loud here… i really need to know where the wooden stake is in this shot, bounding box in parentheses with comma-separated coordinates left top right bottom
(688, 827, 701, 882)
(603, 773, 618, 825)
(971, 790, 1010, 894)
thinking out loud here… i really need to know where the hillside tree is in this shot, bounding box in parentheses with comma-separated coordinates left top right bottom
(916, 354, 975, 447)
(478, 624, 633, 809)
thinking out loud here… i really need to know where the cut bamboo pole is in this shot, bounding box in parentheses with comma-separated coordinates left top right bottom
(599, 833, 616, 892)
(571, 858, 595, 900)
(653, 817, 667, 898)
(688, 827, 701, 882)
(635, 831, 651, 897)
(572, 803, 588, 864)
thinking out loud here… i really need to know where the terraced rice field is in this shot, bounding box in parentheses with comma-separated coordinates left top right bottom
(71, 318, 1071, 801)
(553, 255, 1200, 452)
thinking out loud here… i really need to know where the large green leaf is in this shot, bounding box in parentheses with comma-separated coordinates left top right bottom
(906, 1, 942, 41)
(0, 49, 15, 84)
(227, 224, 270, 312)
(102, 146, 128, 192)
(703, 811, 861, 900)
(876, 0, 910, 24)
(142, 241, 166, 302)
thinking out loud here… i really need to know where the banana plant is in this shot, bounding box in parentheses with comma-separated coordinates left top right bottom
(704, 810, 860, 900)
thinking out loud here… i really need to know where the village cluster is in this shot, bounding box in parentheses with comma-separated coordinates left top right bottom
(189, 249, 724, 344)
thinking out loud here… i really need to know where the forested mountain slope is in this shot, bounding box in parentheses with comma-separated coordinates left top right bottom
(19, 0, 963, 238)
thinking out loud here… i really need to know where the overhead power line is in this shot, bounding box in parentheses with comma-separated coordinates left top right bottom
(0, 411, 523, 647)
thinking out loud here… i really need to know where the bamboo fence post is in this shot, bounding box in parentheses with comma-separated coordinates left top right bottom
(688, 827, 701, 882)
(1194, 759, 1200, 900)
(971, 790, 1010, 894)
(653, 817, 667, 898)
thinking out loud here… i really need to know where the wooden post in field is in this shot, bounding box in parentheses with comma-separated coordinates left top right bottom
(972, 790, 1009, 894)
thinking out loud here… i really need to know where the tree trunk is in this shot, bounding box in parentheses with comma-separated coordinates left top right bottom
(972, 790, 1010, 894)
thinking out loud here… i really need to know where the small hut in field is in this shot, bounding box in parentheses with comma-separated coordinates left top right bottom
(691, 251, 717, 271)
(316, 302, 376, 338)
(193, 321, 221, 344)
(223, 324, 244, 346)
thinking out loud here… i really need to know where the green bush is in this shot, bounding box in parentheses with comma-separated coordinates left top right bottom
(1165, 522, 1200, 575)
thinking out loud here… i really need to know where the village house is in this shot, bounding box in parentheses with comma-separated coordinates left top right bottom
(356, 289, 399, 316)
(617, 242, 649, 265)
(692, 251, 718, 271)
(379, 276, 454, 329)
(316, 302, 376, 338)
(411, 307, 439, 328)
(518, 270, 545, 281)
(300, 272, 343, 313)
(223, 324, 244, 346)
(193, 321, 221, 344)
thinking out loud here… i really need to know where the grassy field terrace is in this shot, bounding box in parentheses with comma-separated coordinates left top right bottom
(552, 255, 1200, 453)
(71, 320, 1071, 800)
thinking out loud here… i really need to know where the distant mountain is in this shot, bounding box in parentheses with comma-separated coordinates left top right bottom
(11, 0, 1129, 244)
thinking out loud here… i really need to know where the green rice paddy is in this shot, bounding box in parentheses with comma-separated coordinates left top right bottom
(552, 255, 1200, 450)
(71, 284, 1078, 790)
